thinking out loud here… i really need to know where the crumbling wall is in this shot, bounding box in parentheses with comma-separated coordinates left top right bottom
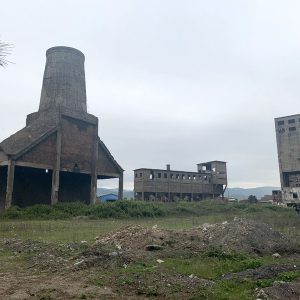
(97, 143, 120, 175)
(61, 116, 96, 173)
(18, 133, 57, 167)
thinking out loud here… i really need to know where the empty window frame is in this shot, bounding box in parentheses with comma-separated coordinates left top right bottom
(182, 174, 186, 180)
(139, 173, 142, 177)
(164, 173, 168, 179)
(176, 174, 180, 179)
(188, 175, 191, 180)
(170, 173, 174, 179)
(157, 172, 161, 178)
(135, 173, 138, 178)
(289, 127, 296, 132)
(278, 120, 284, 126)
(278, 128, 285, 133)
(288, 119, 295, 124)
(193, 175, 196, 180)
(149, 172, 154, 180)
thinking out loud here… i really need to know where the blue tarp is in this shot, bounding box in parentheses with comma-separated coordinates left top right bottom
(99, 194, 118, 202)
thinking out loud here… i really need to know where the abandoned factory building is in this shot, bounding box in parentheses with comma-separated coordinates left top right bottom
(0, 46, 123, 210)
(275, 114, 300, 202)
(134, 161, 227, 201)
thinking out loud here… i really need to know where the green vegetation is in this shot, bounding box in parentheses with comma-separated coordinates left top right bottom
(0, 200, 292, 220)
(0, 201, 299, 299)
(0, 200, 299, 242)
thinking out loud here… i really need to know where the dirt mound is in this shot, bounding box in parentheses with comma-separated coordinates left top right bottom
(93, 219, 299, 256)
(0, 238, 86, 272)
(199, 219, 297, 254)
(256, 280, 300, 300)
(224, 264, 300, 280)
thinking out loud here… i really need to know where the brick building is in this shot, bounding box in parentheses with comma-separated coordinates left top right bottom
(0, 46, 123, 209)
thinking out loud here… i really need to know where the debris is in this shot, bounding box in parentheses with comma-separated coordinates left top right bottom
(74, 260, 85, 267)
(272, 253, 281, 258)
(93, 220, 299, 256)
(156, 259, 164, 264)
(145, 245, 164, 251)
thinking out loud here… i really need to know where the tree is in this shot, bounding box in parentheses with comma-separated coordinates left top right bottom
(0, 41, 12, 67)
(248, 195, 258, 204)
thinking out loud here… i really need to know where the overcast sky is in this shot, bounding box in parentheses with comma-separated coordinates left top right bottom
(1, 0, 300, 189)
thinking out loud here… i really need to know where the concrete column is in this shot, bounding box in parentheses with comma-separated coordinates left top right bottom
(5, 160, 15, 209)
(141, 171, 144, 200)
(118, 173, 123, 200)
(51, 130, 62, 205)
(90, 135, 98, 204)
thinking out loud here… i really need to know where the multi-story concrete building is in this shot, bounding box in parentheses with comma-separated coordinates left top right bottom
(134, 161, 227, 201)
(275, 114, 300, 202)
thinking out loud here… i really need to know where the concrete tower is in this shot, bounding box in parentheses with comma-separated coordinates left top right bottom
(39, 47, 87, 113)
(0, 46, 123, 210)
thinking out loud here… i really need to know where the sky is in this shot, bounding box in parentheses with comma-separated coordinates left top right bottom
(1, 0, 300, 189)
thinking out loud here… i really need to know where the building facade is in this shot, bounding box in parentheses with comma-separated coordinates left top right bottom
(134, 161, 227, 201)
(0, 46, 123, 210)
(275, 114, 300, 202)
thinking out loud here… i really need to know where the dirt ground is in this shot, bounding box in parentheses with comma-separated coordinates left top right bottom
(1, 218, 300, 299)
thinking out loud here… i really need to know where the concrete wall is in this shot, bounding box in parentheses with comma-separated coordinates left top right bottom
(61, 115, 96, 174)
(97, 143, 120, 175)
(18, 133, 57, 168)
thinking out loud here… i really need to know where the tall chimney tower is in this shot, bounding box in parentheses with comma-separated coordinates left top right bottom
(0, 46, 124, 210)
(39, 46, 87, 113)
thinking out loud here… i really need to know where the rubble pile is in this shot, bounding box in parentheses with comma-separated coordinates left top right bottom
(93, 219, 299, 256)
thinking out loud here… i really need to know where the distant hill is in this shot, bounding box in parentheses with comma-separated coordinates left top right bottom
(226, 186, 280, 200)
(98, 186, 280, 200)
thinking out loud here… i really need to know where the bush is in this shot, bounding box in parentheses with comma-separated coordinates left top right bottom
(0, 199, 286, 220)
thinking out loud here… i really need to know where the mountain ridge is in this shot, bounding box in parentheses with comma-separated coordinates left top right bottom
(97, 186, 280, 200)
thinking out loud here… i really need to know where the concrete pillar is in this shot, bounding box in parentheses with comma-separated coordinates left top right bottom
(51, 130, 61, 205)
(90, 135, 98, 204)
(118, 173, 123, 200)
(5, 160, 15, 209)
